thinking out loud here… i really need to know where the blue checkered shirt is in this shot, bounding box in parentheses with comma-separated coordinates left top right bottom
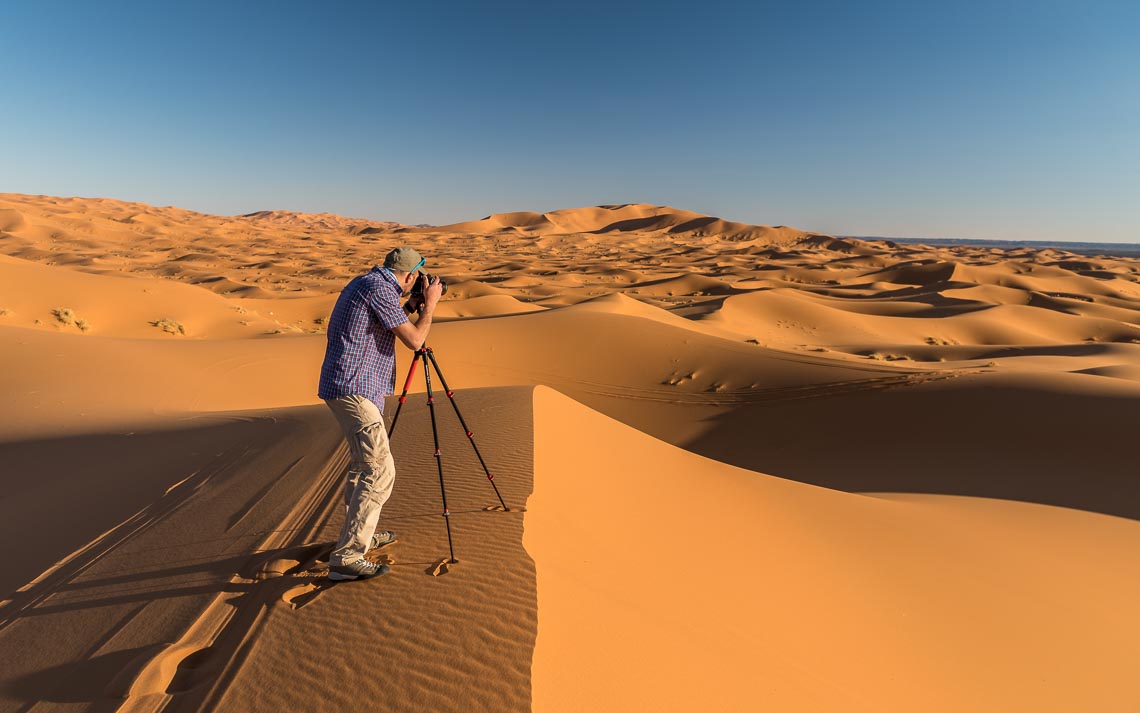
(318, 266, 409, 411)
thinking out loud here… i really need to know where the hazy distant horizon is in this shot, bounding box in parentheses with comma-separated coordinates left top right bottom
(8, 188, 1140, 248)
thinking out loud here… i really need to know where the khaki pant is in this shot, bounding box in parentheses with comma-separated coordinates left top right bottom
(324, 395, 397, 565)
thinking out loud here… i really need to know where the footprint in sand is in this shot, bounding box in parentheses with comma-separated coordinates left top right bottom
(281, 582, 329, 610)
(426, 558, 456, 576)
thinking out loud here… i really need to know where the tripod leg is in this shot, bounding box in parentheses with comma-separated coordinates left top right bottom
(423, 348, 509, 511)
(423, 352, 458, 563)
(388, 348, 424, 437)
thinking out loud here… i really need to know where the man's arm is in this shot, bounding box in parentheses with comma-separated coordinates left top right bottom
(391, 279, 443, 350)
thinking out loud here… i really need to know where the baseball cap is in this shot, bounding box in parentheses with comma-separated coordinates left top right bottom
(384, 246, 425, 273)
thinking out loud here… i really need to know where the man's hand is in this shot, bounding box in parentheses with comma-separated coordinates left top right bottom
(423, 276, 443, 311)
(392, 275, 443, 351)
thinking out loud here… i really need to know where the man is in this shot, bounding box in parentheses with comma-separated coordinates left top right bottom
(318, 246, 443, 581)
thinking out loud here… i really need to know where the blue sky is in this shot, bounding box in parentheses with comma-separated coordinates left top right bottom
(3, 1, 1137, 241)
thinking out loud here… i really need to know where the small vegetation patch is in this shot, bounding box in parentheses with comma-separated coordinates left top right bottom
(51, 307, 92, 331)
(52, 307, 76, 326)
(866, 351, 910, 361)
(150, 318, 186, 335)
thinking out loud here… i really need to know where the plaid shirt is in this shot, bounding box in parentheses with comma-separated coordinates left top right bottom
(318, 266, 409, 410)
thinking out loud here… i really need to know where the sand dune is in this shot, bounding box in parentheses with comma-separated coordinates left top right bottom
(528, 387, 1140, 712)
(2, 193, 1140, 711)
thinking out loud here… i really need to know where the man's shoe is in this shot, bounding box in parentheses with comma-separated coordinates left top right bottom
(369, 530, 397, 551)
(328, 559, 390, 581)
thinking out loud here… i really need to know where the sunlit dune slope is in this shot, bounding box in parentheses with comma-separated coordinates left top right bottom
(527, 387, 1140, 713)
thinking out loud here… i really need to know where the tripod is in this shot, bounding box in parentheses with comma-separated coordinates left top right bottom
(388, 345, 508, 564)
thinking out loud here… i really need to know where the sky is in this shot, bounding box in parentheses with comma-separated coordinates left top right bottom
(2, 1, 1138, 242)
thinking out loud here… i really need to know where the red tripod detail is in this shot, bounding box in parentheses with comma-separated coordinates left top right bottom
(388, 346, 509, 563)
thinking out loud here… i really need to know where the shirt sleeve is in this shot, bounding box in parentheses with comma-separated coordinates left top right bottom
(366, 283, 410, 331)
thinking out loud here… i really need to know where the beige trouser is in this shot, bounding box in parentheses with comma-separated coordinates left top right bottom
(324, 395, 397, 565)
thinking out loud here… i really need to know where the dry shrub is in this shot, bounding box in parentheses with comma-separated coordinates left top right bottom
(52, 308, 76, 326)
(51, 308, 91, 331)
(150, 318, 186, 335)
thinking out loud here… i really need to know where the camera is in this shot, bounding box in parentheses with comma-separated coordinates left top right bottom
(404, 272, 448, 314)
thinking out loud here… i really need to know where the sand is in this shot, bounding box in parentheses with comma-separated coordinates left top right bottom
(1, 192, 1139, 711)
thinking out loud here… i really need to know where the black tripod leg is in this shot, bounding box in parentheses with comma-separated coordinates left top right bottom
(424, 348, 509, 511)
(389, 348, 424, 437)
(423, 352, 458, 563)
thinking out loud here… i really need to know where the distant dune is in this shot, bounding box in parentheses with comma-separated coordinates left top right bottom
(240, 209, 405, 234)
(423, 202, 816, 244)
(1, 192, 1139, 712)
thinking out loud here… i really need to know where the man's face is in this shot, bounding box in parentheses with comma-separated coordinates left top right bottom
(400, 270, 420, 296)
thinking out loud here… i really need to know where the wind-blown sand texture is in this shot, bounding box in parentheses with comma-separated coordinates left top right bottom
(1, 192, 1139, 712)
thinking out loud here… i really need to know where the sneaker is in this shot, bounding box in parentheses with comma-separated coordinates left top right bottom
(369, 530, 397, 551)
(328, 559, 390, 581)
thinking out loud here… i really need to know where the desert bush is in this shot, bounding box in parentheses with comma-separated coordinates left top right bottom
(51, 308, 92, 331)
(150, 318, 186, 335)
(52, 308, 76, 326)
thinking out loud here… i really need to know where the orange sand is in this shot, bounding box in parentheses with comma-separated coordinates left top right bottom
(1, 192, 1139, 711)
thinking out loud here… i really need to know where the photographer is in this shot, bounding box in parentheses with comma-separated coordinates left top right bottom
(317, 246, 443, 581)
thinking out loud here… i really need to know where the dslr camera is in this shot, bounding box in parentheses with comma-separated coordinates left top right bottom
(404, 272, 448, 314)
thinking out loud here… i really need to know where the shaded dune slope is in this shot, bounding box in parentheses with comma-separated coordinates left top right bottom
(0, 387, 536, 712)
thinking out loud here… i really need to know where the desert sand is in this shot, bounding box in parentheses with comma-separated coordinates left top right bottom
(1, 192, 1139, 712)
